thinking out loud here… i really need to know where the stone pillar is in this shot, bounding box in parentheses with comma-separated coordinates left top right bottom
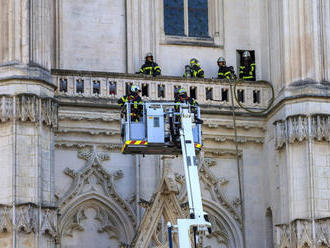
(273, 114, 330, 247)
(268, 0, 330, 88)
(0, 0, 57, 247)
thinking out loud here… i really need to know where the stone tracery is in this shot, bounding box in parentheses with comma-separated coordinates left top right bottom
(57, 146, 136, 246)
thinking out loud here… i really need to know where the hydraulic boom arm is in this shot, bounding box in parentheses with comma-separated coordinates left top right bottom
(169, 105, 211, 247)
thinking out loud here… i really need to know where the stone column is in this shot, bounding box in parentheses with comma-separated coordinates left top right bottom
(0, 0, 57, 247)
(273, 114, 330, 247)
(268, 0, 330, 88)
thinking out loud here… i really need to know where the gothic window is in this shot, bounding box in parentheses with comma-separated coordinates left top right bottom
(188, 0, 209, 37)
(164, 0, 209, 37)
(164, 0, 184, 36)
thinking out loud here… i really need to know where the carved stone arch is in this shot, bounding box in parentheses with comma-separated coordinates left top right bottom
(202, 199, 243, 248)
(59, 193, 135, 245)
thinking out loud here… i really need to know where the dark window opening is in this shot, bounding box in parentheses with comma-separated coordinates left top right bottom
(59, 78, 67, 92)
(190, 87, 196, 99)
(237, 89, 244, 103)
(253, 90, 260, 103)
(188, 0, 209, 37)
(76, 79, 84, 94)
(109, 81, 117, 95)
(125, 82, 133, 95)
(93, 80, 100, 95)
(158, 84, 165, 98)
(206, 87, 213, 100)
(221, 88, 228, 102)
(164, 0, 184, 36)
(142, 84, 149, 97)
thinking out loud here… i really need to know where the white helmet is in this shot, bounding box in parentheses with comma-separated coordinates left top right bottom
(130, 85, 140, 93)
(242, 51, 251, 58)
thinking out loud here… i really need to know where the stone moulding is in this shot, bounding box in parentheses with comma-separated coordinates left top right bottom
(274, 114, 330, 149)
(0, 94, 58, 127)
(0, 204, 57, 237)
(275, 218, 330, 248)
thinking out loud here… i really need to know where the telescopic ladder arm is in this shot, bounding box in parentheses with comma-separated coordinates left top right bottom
(171, 105, 211, 247)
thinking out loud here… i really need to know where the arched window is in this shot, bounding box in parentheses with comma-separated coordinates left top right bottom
(164, 0, 209, 37)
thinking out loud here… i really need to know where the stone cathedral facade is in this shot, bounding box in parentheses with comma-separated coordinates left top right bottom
(0, 0, 329, 247)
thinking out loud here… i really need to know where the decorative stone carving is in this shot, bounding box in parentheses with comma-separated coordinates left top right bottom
(277, 224, 291, 248)
(40, 209, 58, 238)
(0, 95, 13, 122)
(311, 114, 330, 142)
(275, 218, 330, 248)
(16, 94, 39, 123)
(77, 146, 110, 162)
(287, 115, 308, 143)
(175, 158, 241, 225)
(0, 207, 12, 232)
(41, 98, 58, 127)
(275, 114, 330, 149)
(16, 204, 37, 233)
(58, 146, 136, 244)
(0, 205, 58, 237)
(0, 94, 58, 126)
(274, 120, 286, 149)
(204, 214, 230, 246)
(316, 218, 330, 247)
(131, 176, 185, 248)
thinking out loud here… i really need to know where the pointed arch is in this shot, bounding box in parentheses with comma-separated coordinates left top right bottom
(203, 199, 243, 248)
(58, 193, 135, 243)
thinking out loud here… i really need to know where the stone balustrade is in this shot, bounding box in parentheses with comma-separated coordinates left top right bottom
(52, 69, 273, 111)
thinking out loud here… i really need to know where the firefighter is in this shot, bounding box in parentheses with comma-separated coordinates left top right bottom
(175, 88, 203, 124)
(189, 58, 204, 78)
(217, 57, 236, 80)
(183, 65, 192, 78)
(118, 85, 143, 122)
(139, 52, 161, 76)
(239, 51, 256, 81)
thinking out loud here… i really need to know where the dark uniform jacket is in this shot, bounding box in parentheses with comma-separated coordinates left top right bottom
(190, 64, 204, 78)
(139, 61, 161, 76)
(218, 66, 235, 79)
(118, 94, 143, 121)
(239, 63, 256, 81)
(175, 94, 197, 109)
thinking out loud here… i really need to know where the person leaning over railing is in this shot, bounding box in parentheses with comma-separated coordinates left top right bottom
(117, 85, 143, 122)
(239, 51, 256, 81)
(139, 52, 161, 77)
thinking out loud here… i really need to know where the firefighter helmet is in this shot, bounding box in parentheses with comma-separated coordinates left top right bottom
(190, 58, 199, 65)
(217, 57, 226, 63)
(178, 88, 186, 96)
(130, 85, 140, 93)
(145, 52, 153, 59)
(242, 51, 251, 58)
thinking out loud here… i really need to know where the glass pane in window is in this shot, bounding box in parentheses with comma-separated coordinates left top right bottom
(188, 0, 209, 37)
(164, 0, 184, 36)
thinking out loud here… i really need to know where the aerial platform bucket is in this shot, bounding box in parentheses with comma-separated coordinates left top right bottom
(120, 102, 202, 155)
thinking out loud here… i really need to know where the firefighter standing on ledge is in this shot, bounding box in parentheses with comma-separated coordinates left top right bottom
(139, 52, 161, 77)
(118, 85, 143, 122)
(239, 51, 256, 81)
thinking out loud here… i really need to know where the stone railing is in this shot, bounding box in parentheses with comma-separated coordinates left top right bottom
(52, 69, 273, 111)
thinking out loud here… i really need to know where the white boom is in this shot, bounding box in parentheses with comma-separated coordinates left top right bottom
(169, 105, 211, 247)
